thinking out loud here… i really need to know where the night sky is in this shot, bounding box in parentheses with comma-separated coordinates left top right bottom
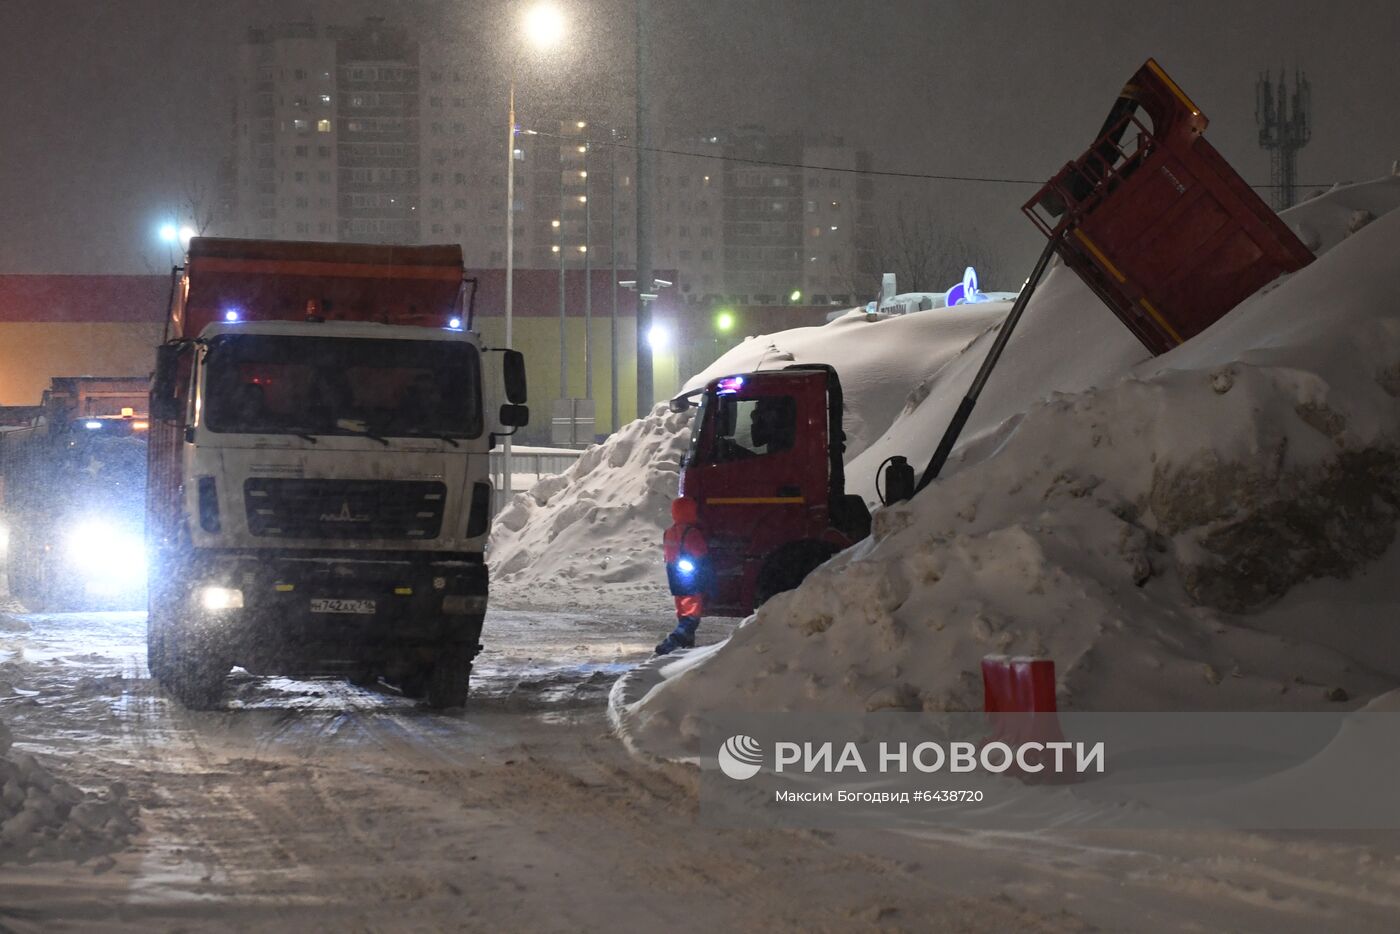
(3, 0, 1397, 281)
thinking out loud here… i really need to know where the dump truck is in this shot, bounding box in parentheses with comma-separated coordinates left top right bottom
(0, 376, 150, 610)
(664, 58, 1315, 618)
(145, 238, 528, 708)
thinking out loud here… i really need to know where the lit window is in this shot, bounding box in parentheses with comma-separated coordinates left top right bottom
(552, 245, 560, 253)
(317, 119, 332, 133)
(579, 245, 587, 253)
(320, 94, 331, 105)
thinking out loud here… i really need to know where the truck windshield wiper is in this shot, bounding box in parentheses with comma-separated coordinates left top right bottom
(335, 419, 391, 446)
(291, 431, 318, 444)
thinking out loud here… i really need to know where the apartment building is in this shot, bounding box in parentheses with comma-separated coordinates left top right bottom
(229, 18, 875, 307)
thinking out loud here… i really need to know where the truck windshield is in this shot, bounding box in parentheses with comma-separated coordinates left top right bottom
(203, 334, 481, 439)
(703, 393, 797, 463)
(58, 430, 147, 509)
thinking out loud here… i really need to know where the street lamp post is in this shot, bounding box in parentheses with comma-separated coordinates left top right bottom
(634, 0, 655, 415)
(583, 140, 592, 400)
(558, 149, 567, 400)
(609, 129, 619, 434)
(504, 2, 567, 499)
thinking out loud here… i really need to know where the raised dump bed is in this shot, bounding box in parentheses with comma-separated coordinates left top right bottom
(1024, 58, 1315, 355)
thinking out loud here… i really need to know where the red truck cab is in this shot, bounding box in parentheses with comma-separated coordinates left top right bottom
(666, 365, 870, 617)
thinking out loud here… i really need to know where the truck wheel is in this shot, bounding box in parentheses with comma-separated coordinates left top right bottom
(347, 668, 378, 688)
(9, 529, 40, 608)
(145, 614, 169, 682)
(754, 541, 841, 609)
(161, 622, 227, 710)
(425, 648, 472, 709)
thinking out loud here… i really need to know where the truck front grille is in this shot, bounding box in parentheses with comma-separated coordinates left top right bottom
(244, 478, 447, 540)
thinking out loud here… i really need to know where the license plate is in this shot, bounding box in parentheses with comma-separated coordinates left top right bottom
(310, 598, 376, 615)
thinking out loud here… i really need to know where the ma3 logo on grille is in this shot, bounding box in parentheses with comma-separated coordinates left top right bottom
(320, 500, 371, 523)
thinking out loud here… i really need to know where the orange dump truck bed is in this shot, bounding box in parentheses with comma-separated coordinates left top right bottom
(171, 238, 466, 340)
(1024, 59, 1315, 355)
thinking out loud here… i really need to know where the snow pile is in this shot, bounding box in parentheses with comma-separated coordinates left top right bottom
(0, 717, 138, 865)
(489, 404, 694, 612)
(682, 302, 1010, 461)
(616, 175, 1400, 757)
(488, 295, 1014, 610)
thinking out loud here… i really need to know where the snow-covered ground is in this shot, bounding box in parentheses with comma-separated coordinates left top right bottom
(7, 604, 1400, 931)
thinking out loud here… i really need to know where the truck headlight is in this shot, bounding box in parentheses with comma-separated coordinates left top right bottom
(65, 520, 146, 581)
(199, 586, 244, 611)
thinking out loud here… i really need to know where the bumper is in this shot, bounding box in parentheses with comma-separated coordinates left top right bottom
(173, 549, 487, 669)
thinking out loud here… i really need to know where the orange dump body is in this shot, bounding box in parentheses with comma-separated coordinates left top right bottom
(1024, 59, 1315, 355)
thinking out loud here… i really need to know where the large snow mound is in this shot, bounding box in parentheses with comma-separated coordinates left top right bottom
(681, 302, 1010, 461)
(618, 174, 1400, 757)
(489, 404, 693, 613)
(0, 717, 138, 865)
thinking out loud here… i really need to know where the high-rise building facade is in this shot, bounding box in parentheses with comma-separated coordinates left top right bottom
(229, 18, 874, 308)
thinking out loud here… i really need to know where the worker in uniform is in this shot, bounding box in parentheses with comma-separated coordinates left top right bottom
(655, 596, 703, 655)
(656, 519, 703, 655)
(654, 396, 793, 655)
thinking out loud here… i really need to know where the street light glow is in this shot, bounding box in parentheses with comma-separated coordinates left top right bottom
(158, 222, 178, 244)
(522, 4, 566, 50)
(179, 225, 196, 245)
(715, 310, 735, 332)
(789, 289, 803, 303)
(647, 324, 670, 350)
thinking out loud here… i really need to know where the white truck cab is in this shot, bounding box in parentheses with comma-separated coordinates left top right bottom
(146, 239, 528, 709)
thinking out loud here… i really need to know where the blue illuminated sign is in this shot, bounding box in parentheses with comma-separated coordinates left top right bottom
(945, 266, 991, 306)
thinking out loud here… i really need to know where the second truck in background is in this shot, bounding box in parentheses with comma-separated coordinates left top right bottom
(0, 376, 150, 610)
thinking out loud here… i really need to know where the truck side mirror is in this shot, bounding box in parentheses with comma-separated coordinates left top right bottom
(668, 396, 692, 413)
(150, 344, 184, 421)
(499, 403, 529, 428)
(502, 350, 527, 405)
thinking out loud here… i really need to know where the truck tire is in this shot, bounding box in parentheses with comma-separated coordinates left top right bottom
(145, 615, 169, 682)
(347, 668, 380, 688)
(425, 648, 472, 709)
(754, 541, 841, 609)
(8, 527, 39, 607)
(160, 619, 227, 710)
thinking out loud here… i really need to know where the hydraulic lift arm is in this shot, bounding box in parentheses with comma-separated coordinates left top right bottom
(912, 237, 1061, 495)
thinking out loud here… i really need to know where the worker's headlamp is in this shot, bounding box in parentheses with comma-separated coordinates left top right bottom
(667, 552, 710, 596)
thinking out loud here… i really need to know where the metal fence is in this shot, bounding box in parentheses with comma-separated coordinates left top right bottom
(488, 445, 585, 510)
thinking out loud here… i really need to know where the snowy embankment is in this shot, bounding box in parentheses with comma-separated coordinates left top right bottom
(487, 289, 1014, 612)
(488, 405, 694, 613)
(0, 699, 137, 866)
(607, 174, 1400, 758)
